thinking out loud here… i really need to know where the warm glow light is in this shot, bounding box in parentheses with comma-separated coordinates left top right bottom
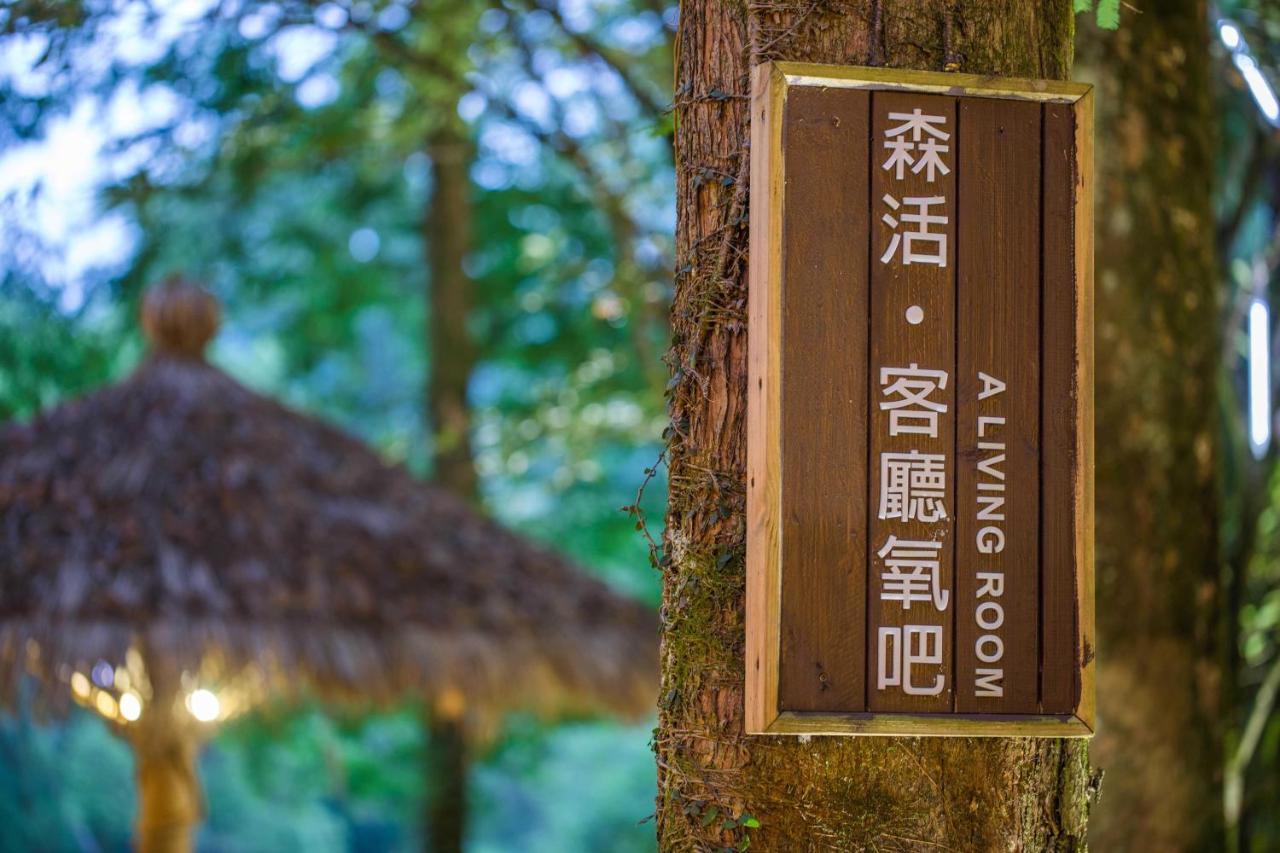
(70, 672, 90, 699)
(119, 691, 142, 722)
(187, 688, 220, 722)
(1249, 298, 1272, 457)
(95, 690, 117, 719)
(436, 687, 466, 720)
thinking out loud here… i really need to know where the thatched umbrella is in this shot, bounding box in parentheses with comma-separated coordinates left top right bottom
(0, 281, 656, 851)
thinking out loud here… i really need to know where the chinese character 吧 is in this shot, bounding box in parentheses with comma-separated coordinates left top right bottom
(877, 624, 946, 696)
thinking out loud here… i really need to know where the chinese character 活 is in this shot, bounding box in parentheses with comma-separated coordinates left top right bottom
(879, 450, 948, 522)
(877, 535, 949, 611)
(879, 364, 949, 438)
(877, 624, 945, 695)
(880, 195, 948, 267)
(882, 108, 951, 182)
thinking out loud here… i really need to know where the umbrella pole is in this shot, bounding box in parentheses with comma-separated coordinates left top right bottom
(424, 711, 467, 853)
(132, 712, 202, 853)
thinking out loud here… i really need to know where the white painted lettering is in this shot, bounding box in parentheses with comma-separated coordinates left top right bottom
(976, 571, 1005, 597)
(976, 635, 1004, 663)
(976, 601, 1005, 631)
(977, 372, 1006, 400)
(975, 668, 1004, 697)
(976, 527, 1005, 555)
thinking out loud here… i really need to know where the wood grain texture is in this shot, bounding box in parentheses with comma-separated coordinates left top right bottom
(776, 86, 871, 712)
(1041, 101, 1082, 716)
(743, 64, 1093, 737)
(745, 64, 786, 734)
(666, 5, 1092, 847)
(770, 710, 1090, 737)
(867, 91, 957, 713)
(1072, 90, 1096, 732)
(955, 97, 1042, 713)
(776, 62, 1091, 103)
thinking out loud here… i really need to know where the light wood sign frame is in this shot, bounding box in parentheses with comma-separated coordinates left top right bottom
(746, 62, 1094, 737)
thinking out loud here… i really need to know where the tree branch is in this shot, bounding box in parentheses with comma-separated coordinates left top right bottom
(506, 0, 668, 119)
(1225, 647, 1280, 833)
(1217, 125, 1270, 255)
(477, 31, 668, 388)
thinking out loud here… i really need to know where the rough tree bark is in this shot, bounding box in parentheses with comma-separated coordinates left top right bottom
(1080, 3, 1224, 850)
(656, 2, 1094, 849)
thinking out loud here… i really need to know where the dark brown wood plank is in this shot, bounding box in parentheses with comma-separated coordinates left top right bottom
(867, 91, 957, 713)
(777, 86, 871, 712)
(954, 97, 1042, 713)
(1041, 102, 1082, 714)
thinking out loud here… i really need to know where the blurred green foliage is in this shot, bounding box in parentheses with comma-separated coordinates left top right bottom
(1073, 0, 1120, 30)
(0, 0, 672, 848)
(1216, 6, 1280, 849)
(0, 699, 657, 852)
(13, 2, 1280, 851)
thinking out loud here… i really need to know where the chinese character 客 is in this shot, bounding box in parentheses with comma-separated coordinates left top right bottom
(880, 194, 948, 267)
(879, 450, 948, 522)
(877, 624, 945, 695)
(877, 535, 949, 611)
(879, 364, 949, 438)
(882, 108, 951, 182)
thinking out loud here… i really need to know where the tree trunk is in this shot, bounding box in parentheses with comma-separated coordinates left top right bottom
(425, 712, 468, 853)
(657, 2, 1093, 849)
(1080, 3, 1224, 850)
(427, 120, 479, 505)
(132, 713, 201, 853)
(423, 110, 476, 852)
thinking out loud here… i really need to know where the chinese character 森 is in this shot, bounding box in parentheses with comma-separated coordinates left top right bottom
(882, 108, 952, 182)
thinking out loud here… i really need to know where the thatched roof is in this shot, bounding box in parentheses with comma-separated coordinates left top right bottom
(0, 282, 656, 723)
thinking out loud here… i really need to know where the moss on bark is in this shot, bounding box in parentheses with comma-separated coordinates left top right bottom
(658, 2, 1091, 849)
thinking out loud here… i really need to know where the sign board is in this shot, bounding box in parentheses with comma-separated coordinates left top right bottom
(746, 63, 1094, 737)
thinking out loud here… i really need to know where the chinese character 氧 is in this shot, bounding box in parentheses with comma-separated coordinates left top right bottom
(879, 450, 948, 522)
(879, 364, 949, 438)
(882, 108, 951, 182)
(877, 624, 945, 695)
(877, 535, 949, 611)
(881, 194, 948, 267)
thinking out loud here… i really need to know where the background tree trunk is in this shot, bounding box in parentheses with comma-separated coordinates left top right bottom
(427, 121, 479, 506)
(656, 2, 1094, 849)
(1080, 3, 1225, 850)
(423, 113, 477, 852)
(425, 712, 467, 853)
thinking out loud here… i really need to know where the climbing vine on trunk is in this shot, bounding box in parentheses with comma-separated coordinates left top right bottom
(657, 2, 1095, 849)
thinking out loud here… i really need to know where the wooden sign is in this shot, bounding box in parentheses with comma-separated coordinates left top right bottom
(746, 63, 1094, 737)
